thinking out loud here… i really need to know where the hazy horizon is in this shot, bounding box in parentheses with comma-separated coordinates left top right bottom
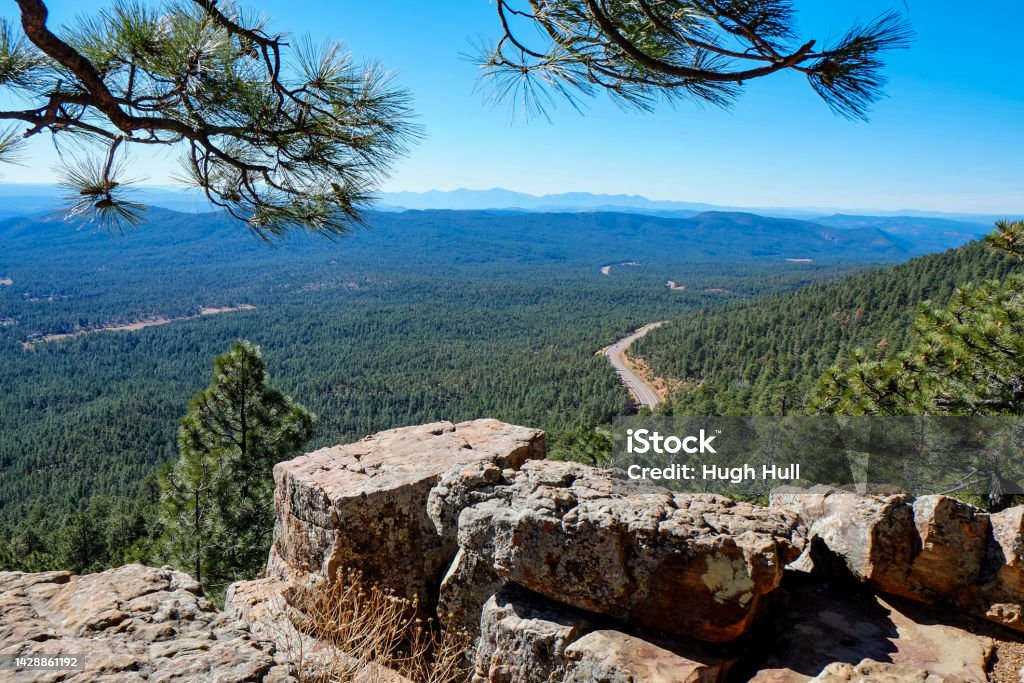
(0, 182, 1017, 220)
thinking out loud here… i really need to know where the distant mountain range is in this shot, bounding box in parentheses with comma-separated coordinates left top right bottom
(0, 183, 1012, 254)
(377, 188, 1020, 226)
(378, 188, 729, 215)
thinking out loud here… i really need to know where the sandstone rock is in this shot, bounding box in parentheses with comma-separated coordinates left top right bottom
(989, 505, 1024, 591)
(808, 662, 946, 682)
(908, 495, 990, 601)
(960, 504, 1024, 632)
(746, 579, 993, 683)
(0, 564, 292, 682)
(438, 547, 504, 636)
(433, 459, 804, 643)
(563, 631, 726, 683)
(472, 584, 728, 683)
(428, 459, 509, 635)
(224, 576, 288, 642)
(773, 487, 1024, 632)
(770, 488, 918, 591)
(473, 585, 591, 683)
(269, 419, 544, 610)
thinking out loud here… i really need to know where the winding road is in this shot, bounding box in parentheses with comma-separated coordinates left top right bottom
(602, 322, 668, 410)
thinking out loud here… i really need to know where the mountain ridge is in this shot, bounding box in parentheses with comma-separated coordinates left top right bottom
(0, 182, 1017, 227)
(377, 187, 1019, 225)
(632, 235, 1023, 414)
(0, 206, 919, 263)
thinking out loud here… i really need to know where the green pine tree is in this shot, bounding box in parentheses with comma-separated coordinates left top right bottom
(158, 340, 313, 596)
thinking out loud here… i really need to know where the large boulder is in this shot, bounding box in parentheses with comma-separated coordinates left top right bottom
(431, 459, 805, 643)
(473, 585, 729, 683)
(267, 419, 544, 610)
(0, 565, 291, 683)
(773, 488, 1024, 633)
(769, 488, 920, 591)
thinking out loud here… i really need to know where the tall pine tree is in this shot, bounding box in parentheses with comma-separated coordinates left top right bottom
(159, 340, 313, 595)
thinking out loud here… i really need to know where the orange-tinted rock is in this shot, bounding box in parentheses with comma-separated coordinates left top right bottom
(269, 419, 544, 609)
(563, 630, 727, 683)
(433, 459, 804, 643)
(472, 585, 729, 683)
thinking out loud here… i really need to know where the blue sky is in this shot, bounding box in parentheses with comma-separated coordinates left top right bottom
(3, 1, 1022, 213)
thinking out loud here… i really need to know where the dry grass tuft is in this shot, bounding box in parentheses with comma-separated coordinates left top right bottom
(270, 569, 470, 683)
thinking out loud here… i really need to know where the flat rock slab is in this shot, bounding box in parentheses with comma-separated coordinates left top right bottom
(270, 419, 544, 608)
(432, 459, 805, 643)
(0, 564, 291, 682)
(563, 630, 726, 683)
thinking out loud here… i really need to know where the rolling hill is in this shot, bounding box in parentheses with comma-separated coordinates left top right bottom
(633, 235, 1023, 415)
(814, 214, 990, 255)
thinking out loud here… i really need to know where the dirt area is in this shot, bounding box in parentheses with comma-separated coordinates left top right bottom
(21, 305, 255, 349)
(200, 304, 256, 315)
(620, 350, 680, 402)
(951, 613, 1024, 681)
(666, 280, 686, 291)
(600, 261, 641, 276)
(990, 635, 1024, 681)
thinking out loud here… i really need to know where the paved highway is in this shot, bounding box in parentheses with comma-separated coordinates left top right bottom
(602, 322, 668, 410)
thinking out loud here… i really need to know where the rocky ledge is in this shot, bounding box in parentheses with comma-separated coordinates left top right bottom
(228, 420, 1022, 681)
(773, 487, 1024, 633)
(0, 564, 291, 682)
(2, 420, 1023, 682)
